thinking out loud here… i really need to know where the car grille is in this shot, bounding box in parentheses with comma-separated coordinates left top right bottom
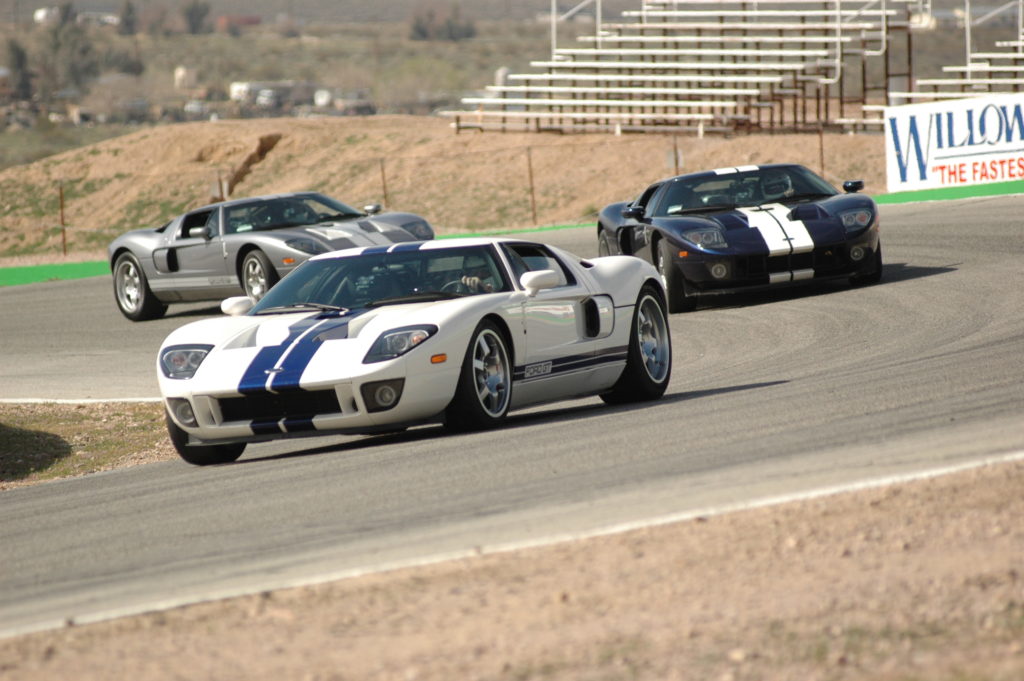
(217, 389, 341, 423)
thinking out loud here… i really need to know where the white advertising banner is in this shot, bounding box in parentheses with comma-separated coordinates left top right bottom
(884, 94, 1024, 193)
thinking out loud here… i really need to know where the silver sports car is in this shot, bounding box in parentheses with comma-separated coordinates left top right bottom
(108, 191, 434, 321)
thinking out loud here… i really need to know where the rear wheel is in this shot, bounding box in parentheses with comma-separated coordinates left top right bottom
(242, 250, 279, 300)
(602, 285, 672, 405)
(444, 320, 512, 431)
(113, 251, 167, 321)
(655, 238, 696, 313)
(165, 410, 245, 466)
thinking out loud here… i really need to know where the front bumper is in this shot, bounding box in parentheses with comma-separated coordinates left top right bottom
(163, 356, 460, 445)
(675, 229, 880, 295)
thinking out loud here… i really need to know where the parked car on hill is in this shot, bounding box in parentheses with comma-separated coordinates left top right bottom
(597, 163, 882, 312)
(157, 237, 671, 465)
(108, 191, 434, 321)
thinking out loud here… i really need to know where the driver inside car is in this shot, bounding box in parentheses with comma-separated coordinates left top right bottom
(459, 256, 498, 293)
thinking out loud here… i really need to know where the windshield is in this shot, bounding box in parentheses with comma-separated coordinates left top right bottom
(655, 166, 838, 215)
(250, 245, 512, 314)
(224, 194, 364, 234)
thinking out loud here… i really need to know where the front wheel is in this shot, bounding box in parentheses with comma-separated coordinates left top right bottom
(444, 320, 512, 431)
(655, 238, 696, 313)
(113, 252, 167, 321)
(850, 244, 883, 286)
(597, 229, 613, 256)
(241, 250, 279, 301)
(165, 410, 245, 466)
(602, 285, 672, 405)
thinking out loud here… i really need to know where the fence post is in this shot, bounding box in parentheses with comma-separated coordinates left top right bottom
(526, 147, 537, 225)
(818, 125, 826, 177)
(379, 158, 390, 208)
(59, 180, 67, 256)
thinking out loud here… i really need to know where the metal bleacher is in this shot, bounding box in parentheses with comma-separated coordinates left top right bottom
(441, 0, 916, 134)
(885, 0, 1024, 106)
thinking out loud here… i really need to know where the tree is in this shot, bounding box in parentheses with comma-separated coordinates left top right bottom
(36, 3, 100, 101)
(182, 0, 211, 35)
(408, 3, 475, 42)
(118, 0, 138, 36)
(5, 39, 32, 101)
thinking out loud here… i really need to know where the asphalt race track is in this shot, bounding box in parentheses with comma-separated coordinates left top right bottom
(1, 196, 1022, 637)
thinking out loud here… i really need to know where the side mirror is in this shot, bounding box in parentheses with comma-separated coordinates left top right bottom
(843, 180, 865, 193)
(363, 203, 382, 215)
(188, 225, 212, 240)
(621, 205, 644, 220)
(221, 296, 254, 316)
(520, 269, 560, 296)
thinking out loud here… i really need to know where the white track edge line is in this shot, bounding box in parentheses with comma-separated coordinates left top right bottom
(10, 448, 1021, 639)
(0, 398, 162, 404)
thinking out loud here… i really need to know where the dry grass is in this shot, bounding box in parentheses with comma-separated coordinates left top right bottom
(0, 402, 175, 491)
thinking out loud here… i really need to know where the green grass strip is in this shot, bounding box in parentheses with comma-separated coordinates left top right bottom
(0, 261, 108, 287)
(438, 222, 597, 239)
(876, 179, 1024, 205)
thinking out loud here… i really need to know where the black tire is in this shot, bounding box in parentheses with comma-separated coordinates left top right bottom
(850, 243, 883, 286)
(655, 237, 696, 313)
(444, 320, 513, 431)
(165, 410, 245, 466)
(601, 285, 672, 405)
(597, 229, 613, 256)
(241, 250, 279, 301)
(112, 251, 167, 321)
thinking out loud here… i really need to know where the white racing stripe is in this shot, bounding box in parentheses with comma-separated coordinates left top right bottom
(738, 204, 815, 256)
(712, 165, 759, 175)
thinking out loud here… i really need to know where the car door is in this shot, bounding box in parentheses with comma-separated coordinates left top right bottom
(619, 182, 662, 260)
(502, 243, 600, 407)
(166, 208, 236, 300)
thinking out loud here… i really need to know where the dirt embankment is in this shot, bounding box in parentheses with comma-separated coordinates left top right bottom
(0, 115, 886, 266)
(1, 457, 1021, 681)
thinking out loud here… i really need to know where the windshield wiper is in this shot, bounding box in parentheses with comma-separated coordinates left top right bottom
(367, 291, 461, 307)
(758, 193, 834, 206)
(256, 302, 349, 315)
(666, 206, 709, 215)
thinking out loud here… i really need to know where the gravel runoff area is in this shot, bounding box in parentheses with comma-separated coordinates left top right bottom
(1, 454, 1022, 681)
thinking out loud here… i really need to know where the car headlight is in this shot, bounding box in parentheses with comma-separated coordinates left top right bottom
(160, 345, 213, 379)
(838, 208, 874, 233)
(402, 220, 434, 241)
(680, 227, 728, 249)
(284, 237, 330, 255)
(363, 325, 438, 364)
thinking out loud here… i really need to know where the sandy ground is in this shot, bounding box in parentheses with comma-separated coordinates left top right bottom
(1, 454, 1021, 680)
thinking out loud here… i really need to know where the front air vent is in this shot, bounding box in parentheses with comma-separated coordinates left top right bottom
(218, 389, 341, 423)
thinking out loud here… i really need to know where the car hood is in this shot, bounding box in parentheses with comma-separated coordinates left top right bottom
(282, 219, 419, 249)
(158, 295, 502, 394)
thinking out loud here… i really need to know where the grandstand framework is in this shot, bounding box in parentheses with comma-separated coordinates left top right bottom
(441, 0, 1024, 135)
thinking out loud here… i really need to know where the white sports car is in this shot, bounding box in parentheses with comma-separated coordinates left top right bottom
(158, 237, 672, 465)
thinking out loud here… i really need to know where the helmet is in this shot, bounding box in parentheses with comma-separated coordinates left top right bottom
(760, 170, 793, 201)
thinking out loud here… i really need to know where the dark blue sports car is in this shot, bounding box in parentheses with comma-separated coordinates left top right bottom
(597, 164, 882, 312)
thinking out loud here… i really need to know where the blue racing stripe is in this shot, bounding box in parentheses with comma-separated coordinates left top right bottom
(269, 317, 351, 391)
(513, 346, 629, 381)
(238, 316, 325, 394)
(282, 417, 317, 433)
(250, 420, 282, 435)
